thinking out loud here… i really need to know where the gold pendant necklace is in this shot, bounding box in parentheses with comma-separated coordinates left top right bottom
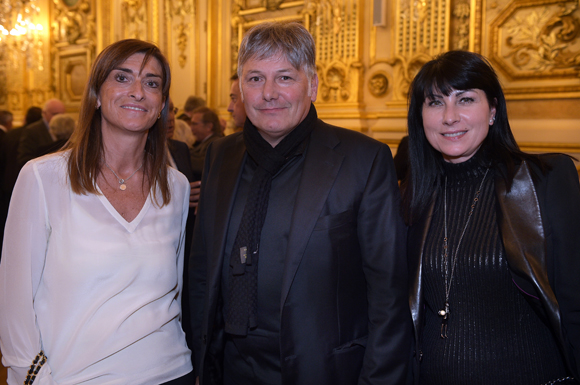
(104, 161, 143, 191)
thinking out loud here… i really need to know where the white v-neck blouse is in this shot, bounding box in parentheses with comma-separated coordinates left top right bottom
(0, 151, 193, 385)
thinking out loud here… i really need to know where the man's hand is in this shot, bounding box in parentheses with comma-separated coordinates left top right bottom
(190, 181, 201, 211)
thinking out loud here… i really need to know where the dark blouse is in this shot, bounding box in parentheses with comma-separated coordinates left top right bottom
(419, 151, 568, 385)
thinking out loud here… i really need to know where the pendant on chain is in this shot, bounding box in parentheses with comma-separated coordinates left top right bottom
(439, 302, 449, 338)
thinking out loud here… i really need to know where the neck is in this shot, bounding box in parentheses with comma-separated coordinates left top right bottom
(101, 132, 147, 174)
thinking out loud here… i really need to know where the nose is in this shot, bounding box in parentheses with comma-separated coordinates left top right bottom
(442, 104, 459, 125)
(227, 100, 234, 113)
(130, 81, 145, 101)
(262, 78, 278, 101)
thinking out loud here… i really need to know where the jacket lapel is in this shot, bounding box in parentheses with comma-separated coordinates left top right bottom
(408, 192, 436, 348)
(280, 124, 343, 309)
(495, 162, 568, 367)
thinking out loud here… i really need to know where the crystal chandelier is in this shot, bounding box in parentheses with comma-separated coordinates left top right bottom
(0, 0, 43, 69)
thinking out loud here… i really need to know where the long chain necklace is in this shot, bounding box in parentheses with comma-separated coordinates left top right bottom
(104, 161, 144, 191)
(439, 167, 490, 339)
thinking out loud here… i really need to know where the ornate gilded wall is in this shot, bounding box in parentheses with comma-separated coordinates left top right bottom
(1, 0, 579, 159)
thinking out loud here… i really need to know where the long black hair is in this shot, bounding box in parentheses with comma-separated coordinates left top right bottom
(402, 50, 543, 225)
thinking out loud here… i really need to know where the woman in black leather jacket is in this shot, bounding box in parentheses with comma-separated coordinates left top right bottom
(403, 50, 580, 385)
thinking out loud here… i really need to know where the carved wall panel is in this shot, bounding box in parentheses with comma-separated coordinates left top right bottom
(52, 0, 96, 110)
(165, 0, 195, 68)
(122, 0, 148, 40)
(231, 0, 364, 114)
(367, 0, 451, 120)
(488, 0, 580, 98)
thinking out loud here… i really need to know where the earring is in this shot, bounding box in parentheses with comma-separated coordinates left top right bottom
(489, 117, 495, 125)
(157, 112, 161, 120)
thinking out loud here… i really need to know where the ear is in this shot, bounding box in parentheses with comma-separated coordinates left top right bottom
(490, 105, 497, 121)
(310, 74, 319, 102)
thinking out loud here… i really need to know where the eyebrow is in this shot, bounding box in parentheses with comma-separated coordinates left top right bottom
(245, 67, 296, 76)
(114, 67, 162, 79)
(427, 89, 473, 99)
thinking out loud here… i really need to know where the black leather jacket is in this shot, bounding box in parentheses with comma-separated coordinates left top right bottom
(408, 156, 580, 384)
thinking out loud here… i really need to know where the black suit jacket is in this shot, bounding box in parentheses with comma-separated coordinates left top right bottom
(408, 155, 580, 383)
(190, 116, 411, 384)
(1, 127, 25, 251)
(169, 139, 195, 182)
(17, 119, 53, 167)
(168, 138, 197, 360)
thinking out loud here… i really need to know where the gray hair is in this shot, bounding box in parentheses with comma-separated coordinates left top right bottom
(49, 114, 76, 141)
(237, 21, 316, 81)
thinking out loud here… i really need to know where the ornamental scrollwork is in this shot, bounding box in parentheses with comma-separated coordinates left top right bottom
(122, 0, 147, 40)
(165, 0, 194, 68)
(368, 72, 389, 97)
(52, 0, 95, 46)
(503, 1, 580, 75)
(453, 2, 471, 50)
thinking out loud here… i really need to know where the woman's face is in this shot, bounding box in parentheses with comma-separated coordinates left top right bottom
(97, 53, 165, 137)
(422, 88, 496, 164)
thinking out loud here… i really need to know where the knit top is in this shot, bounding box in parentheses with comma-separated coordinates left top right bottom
(419, 150, 568, 385)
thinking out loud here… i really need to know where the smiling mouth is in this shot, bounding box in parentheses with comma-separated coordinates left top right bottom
(443, 131, 466, 138)
(122, 106, 147, 112)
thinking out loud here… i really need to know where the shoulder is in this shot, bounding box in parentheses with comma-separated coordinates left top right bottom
(24, 151, 69, 175)
(22, 120, 45, 134)
(168, 138, 189, 151)
(167, 166, 189, 190)
(16, 151, 70, 193)
(313, 120, 392, 159)
(523, 153, 578, 187)
(206, 132, 242, 153)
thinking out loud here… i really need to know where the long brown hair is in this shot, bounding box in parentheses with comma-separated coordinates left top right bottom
(67, 39, 172, 205)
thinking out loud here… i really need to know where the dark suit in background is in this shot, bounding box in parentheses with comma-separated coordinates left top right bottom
(190, 135, 222, 181)
(0, 127, 25, 251)
(17, 119, 53, 167)
(168, 138, 197, 363)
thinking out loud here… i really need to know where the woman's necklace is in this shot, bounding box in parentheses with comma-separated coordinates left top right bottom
(439, 167, 490, 339)
(104, 161, 144, 191)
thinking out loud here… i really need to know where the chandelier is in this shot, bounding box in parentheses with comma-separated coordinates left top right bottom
(0, 0, 43, 69)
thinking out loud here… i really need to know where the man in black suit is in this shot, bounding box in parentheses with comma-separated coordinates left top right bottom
(17, 98, 66, 167)
(190, 21, 411, 385)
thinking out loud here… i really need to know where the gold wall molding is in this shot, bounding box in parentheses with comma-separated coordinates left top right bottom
(165, 0, 194, 68)
(452, 1, 471, 50)
(230, 0, 364, 110)
(489, 0, 580, 98)
(51, 0, 96, 111)
(369, 0, 450, 105)
(122, 0, 147, 40)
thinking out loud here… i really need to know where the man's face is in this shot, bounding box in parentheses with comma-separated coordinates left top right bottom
(227, 79, 246, 129)
(42, 100, 66, 124)
(241, 54, 318, 147)
(189, 112, 213, 142)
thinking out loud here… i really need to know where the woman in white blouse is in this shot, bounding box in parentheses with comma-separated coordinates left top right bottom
(0, 39, 193, 384)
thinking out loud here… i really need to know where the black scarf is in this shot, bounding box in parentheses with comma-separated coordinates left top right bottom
(225, 104, 317, 335)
